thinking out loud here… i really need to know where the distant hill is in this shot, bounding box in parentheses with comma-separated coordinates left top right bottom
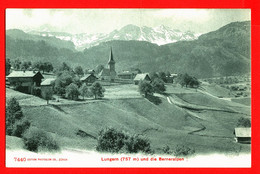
(5, 21, 251, 78)
(6, 29, 76, 51)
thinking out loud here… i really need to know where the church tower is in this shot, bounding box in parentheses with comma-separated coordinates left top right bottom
(107, 47, 116, 82)
(108, 47, 115, 72)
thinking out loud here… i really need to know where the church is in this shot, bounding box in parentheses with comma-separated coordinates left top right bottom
(99, 48, 117, 82)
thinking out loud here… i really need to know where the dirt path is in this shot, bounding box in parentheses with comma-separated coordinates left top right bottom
(164, 95, 237, 139)
(166, 95, 249, 116)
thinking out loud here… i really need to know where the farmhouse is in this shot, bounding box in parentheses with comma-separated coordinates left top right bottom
(118, 71, 138, 80)
(99, 48, 117, 82)
(80, 74, 98, 85)
(41, 78, 55, 91)
(166, 73, 178, 83)
(234, 127, 251, 144)
(7, 71, 44, 94)
(133, 73, 151, 85)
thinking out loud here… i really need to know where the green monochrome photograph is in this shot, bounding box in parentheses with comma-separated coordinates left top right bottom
(5, 9, 251, 167)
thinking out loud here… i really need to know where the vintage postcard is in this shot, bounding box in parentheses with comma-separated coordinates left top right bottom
(5, 9, 251, 167)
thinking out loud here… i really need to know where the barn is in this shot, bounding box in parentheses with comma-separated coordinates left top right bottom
(80, 74, 98, 85)
(7, 71, 44, 94)
(133, 73, 151, 85)
(234, 127, 251, 144)
(41, 78, 56, 91)
(117, 71, 137, 80)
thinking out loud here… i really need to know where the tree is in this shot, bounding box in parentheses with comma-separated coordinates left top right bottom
(90, 82, 105, 99)
(32, 61, 44, 72)
(33, 61, 53, 74)
(151, 78, 166, 93)
(44, 62, 53, 73)
(41, 89, 53, 104)
(23, 127, 60, 152)
(73, 76, 82, 88)
(21, 61, 30, 71)
(54, 71, 74, 96)
(177, 73, 200, 88)
(59, 62, 71, 72)
(188, 77, 200, 88)
(65, 83, 80, 100)
(79, 83, 89, 100)
(158, 71, 167, 83)
(237, 117, 251, 127)
(96, 128, 151, 154)
(6, 59, 11, 75)
(150, 72, 159, 81)
(74, 66, 84, 77)
(6, 97, 30, 137)
(138, 80, 154, 97)
(12, 59, 21, 70)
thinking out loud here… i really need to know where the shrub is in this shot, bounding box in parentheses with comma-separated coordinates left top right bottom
(96, 128, 151, 154)
(124, 135, 151, 153)
(6, 97, 30, 137)
(138, 80, 154, 97)
(96, 128, 128, 153)
(174, 145, 195, 156)
(162, 145, 172, 154)
(12, 119, 31, 138)
(237, 117, 251, 127)
(90, 82, 105, 99)
(151, 78, 166, 93)
(23, 127, 60, 152)
(65, 83, 80, 100)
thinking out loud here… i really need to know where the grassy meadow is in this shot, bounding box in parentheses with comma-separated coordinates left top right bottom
(6, 83, 251, 155)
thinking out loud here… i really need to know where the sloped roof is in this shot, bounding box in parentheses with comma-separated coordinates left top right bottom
(99, 68, 110, 76)
(108, 48, 115, 64)
(133, 73, 150, 81)
(80, 74, 97, 81)
(41, 78, 56, 86)
(235, 127, 251, 137)
(7, 71, 42, 78)
(118, 72, 133, 76)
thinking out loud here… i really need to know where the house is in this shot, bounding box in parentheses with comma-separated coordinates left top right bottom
(7, 71, 44, 94)
(133, 73, 151, 85)
(234, 127, 251, 144)
(166, 73, 178, 83)
(117, 71, 138, 80)
(80, 74, 98, 85)
(41, 78, 56, 91)
(99, 48, 117, 82)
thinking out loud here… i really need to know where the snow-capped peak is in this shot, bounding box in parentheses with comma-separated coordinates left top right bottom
(29, 24, 199, 51)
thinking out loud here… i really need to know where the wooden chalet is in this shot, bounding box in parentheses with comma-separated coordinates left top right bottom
(234, 127, 251, 144)
(7, 71, 44, 94)
(41, 78, 56, 91)
(80, 74, 98, 85)
(133, 73, 151, 85)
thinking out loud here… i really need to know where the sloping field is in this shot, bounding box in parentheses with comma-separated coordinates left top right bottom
(175, 92, 250, 115)
(200, 84, 231, 98)
(6, 86, 250, 154)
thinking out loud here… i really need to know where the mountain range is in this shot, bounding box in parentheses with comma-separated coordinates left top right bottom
(28, 24, 199, 51)
(6, 21, 251, 78)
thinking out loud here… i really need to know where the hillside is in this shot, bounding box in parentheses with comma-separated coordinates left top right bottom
(5, 21, 251, 78)
(6, 29, 75, 51)
(6, 84, 251, 154)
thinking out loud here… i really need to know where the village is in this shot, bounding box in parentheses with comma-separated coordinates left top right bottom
(6, 48, 178, 102)
(5, 46, 251, 156)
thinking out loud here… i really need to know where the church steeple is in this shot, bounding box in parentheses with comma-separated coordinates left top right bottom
(108, 47, 115, 72)
(108, 47, 115, 64)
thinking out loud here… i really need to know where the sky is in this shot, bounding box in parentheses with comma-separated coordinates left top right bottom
(6, 9, 251, 34)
